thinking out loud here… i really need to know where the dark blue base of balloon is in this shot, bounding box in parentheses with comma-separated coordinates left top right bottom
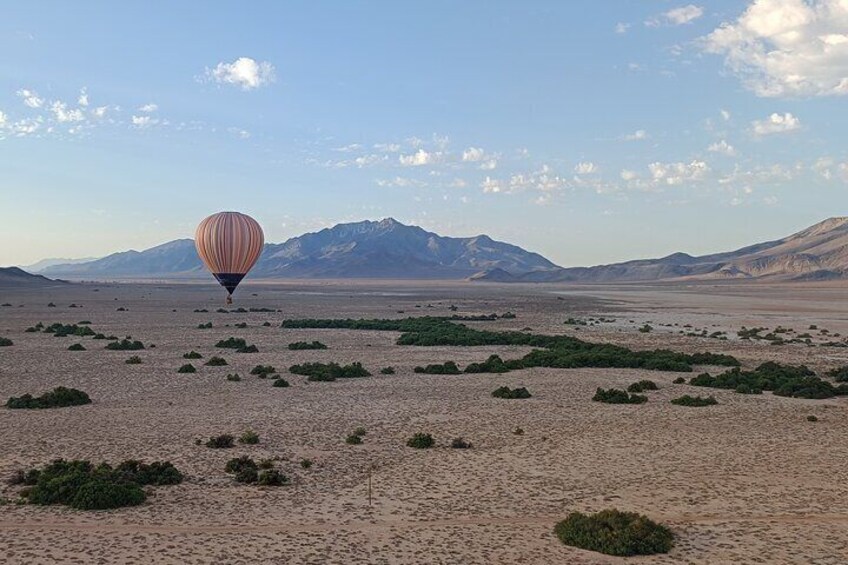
(213, 273, 246, 295)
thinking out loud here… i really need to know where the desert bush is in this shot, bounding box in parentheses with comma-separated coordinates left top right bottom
(464, 354, 513, 374)
(638, 324, 653, 333)
(345, 434, 363, 445)
(67, 343, 86, 351)
(672, 377, 685, 384)
(205, 356, 228, 366)
(807, 415, 818, 422)
(6, 387, 91, 409)
(290, 362, 371, 382)
(272, 378, 289, 387)
(258, 469, 289, 486)
(197, 322, 213, 329)
(380, 366, 396, 375)
(414, 361, 461, 375)
(300, 459, 313, 469)
(491, 386, 532, 399)
(407, 433, 434, 449)
(216, 337, 247, 349)
(288, 341, 328, 350)
(177, 364, 196, 374)
(183, 351, 203, 359)
(225, 456, 257, 474)
(113, 460, 183, 485)
(250, 364, 277, 377)
(0, 337, 13, 346)
(234, 322, 248, 329)
(512, 427, 525, 435)
(592, 388, 647, 405)
(826, 366, 848, 382)
(205, 434, 234, 448)
(627, 380, 658, 393)
(690, 362, 838, 399)
(235, 468, 259, 484)
(125, 356, 143, 365)
(239, 430, 260, 445)
(670, 395, 717, 407)
(553, 509, 674, 556)
(451, 437, 472, 449)
(105, 339, 144, 351)
(236, 344, 258, 353)
(226, 373, 241, 381)
(353, 426, 366, 437)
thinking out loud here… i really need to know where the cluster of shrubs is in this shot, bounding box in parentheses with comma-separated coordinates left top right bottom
(105, 338, 145, 351)
(281, 317, 739, 374)
(380, 367, 395, 375)
(272, 377, 289, 387)
(250, 364, 277, 378)
(491, 386, 532, 399)
(224, 456, 288, 486)
(42, 322, 96, 338)
(671, 395, 718, 407)
(68, 343, 86, 351)
(204, 431, 258, 448)
(554, 509, 674, 556)
(690, 362, 848, 399)
(197, 322, 213, 329)
(6, 387, 91, 409)
(0, 337, 13, 346)
(414, 361, 461, 375)
(288, 341, 327, 350)
(226, 373, 241, 381)
(289, 362, 371, 382)
(346, 427, 367, 445)
(205, 356, 228, 366)
(214, 337, 256, 353)
(406, 432, 435, 449)
(15, 459, 182, 510)
(183, 351, 203, 359)
(627, 380, 658, 393)
(592, 388, 647, 404)
(826, 366, 848, 382)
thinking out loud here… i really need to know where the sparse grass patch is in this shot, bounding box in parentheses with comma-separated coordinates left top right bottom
(258, 469, 289, 486)
(239, 430, 260, 445)
(554, 509, 674, 556)
(300, 459, 313, 469)
(6, 387, 91, 409)
(205, 434, 235, 449)
(345, 434, 363, 445)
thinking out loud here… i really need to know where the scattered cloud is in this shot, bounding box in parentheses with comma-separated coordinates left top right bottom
(399, 149, 441, 166)
(374, 142, 401, 152)
(77, 88, 89, 107)
(615, 22, 631, 34)
(708, 139, 736, 155)
(131, 115, 159, 128)
(205, 57, 275, 90)
(0, 111, 6, 127)
(720, 109, 731, 121)
(751, 112, 801, 135)
(17, 89, 44, 108)
(376, 176, 427, 188)
(574, 161, 598, 174)
(138, 103, 158, 113)
(647, 4, 704, 27)
(648, 160, 710, 185)
(50, 101, 85, 123)
(702, 0, 848, 97)
(620, 169, 638, 181)
(461, 147, 485, 162)
(623, 129, 649, 141)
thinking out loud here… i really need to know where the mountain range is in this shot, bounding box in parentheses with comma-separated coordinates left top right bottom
(0, 267, 65, 288)
(40, 218, 556, 280)
(29, 217, 848, 283)
(473, 217, 848, 283)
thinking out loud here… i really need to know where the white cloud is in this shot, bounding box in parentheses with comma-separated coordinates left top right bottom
(813, 156, 835, 179)
(92, 106, 108, 118)
(449, 178, 468, 188)
(374, 142, 401, 152)
(708, 139, 736, 155)
(206, 57, 275, 90)
(751, 112, 801, 135)
(648, 160, 710, 185)
(333, 143, 362, 152)
(0, 111, 6, 127)
(17, 89, 44, 108)
(131, 115, 159, 128)
(615, 22, 631, 34)
(50, 101, 84, 123)
(78, 88, 89, 107)
(479, 159, 498, 170)
(620, 169, 638, 181)
(461, 147, 485, 162)
(399, 149, 440, 166)
(481, 176, 503, 194)
(702, 0, 848, 97)
(138, 103, 158, 113)
(720, 109, 731, 121)
(623, 129, 649, 141)
(9, 118, 41, 136)
(574, 161, 598, 174)
(647, 4, 704, 26)
(376, 176, 427, 188)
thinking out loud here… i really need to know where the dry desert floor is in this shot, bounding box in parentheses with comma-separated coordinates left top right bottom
(1, 280, 848, 564)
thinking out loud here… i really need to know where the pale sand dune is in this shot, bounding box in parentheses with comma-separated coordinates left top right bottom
(1, 280, 848, 564)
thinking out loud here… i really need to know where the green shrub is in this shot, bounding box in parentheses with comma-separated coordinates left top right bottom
(272, 378, 289, 387)
(67, 343, 86, 351)
(225, 456, 257, 475)
(691, 362, 837, 399)
(258, 459, 274, 470)
(6, 387, 91, 409)
(105, 339, 144, 351)
(258, 469, 289, 486)
(290, 362, 371, 382)
(0, 337, 13, 346)
(592, 388, 647, 404)
(380, 366, 396, 374)
(465, 354, 513, 374)
(216, 337, 246, 349)
(237, 344, 258, 353)
(414, 361, 461, 375)
(807, 414, 818, 422)
(346, 434, 363, 445)
(491, 386, 532, 399)
(288, 341, 327, 350)
(353, 427, 366, 437)
(125, 356, 143, 365)
(554, 509, 674, 556)
(300, 459, 313, 469)
(197, 322, 213, 329)
(226, 373, 241, 381)
(250, 365, 276, 376)
(239, 430, 260, 445)
(826, 366, 848, 382)
(451, 437, 472, 449)
(183, 351, 203, 359)
(671, 395, 717, 407)
(627, 380, 658, 393)
(205, 356, 228, 366)
(205, 434, 234, 448)
(638, 324, 653, 333)
(672, 376, 685, 384)
(512, 427, 524, 435)
(406, 433, 434, 449)
(177, 364, 196, 374)
(235, 467, 258, 484)
(234, 322, 248, 329)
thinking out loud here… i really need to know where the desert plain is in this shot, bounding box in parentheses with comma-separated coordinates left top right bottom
(1, 279, 847, 564)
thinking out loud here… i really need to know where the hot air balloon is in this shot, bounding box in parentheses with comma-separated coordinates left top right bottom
(195, 212, 264, 303)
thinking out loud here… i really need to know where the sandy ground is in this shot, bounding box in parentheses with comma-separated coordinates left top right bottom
(1, 279, 848, 564)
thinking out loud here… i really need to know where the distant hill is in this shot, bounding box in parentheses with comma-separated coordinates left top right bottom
(472, 217, 848, 283)
(41, 218, 558, 280)
(22, 257, 100, 273)
(0, 267, 64, 288)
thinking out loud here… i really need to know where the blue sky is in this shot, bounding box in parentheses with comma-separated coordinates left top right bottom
(2, 0, 848, 267)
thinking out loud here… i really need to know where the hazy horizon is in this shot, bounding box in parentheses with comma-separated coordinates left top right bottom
(3, 1, 848, 267)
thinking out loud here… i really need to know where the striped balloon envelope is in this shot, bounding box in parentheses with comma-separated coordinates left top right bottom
(195, 212, 264, 302)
